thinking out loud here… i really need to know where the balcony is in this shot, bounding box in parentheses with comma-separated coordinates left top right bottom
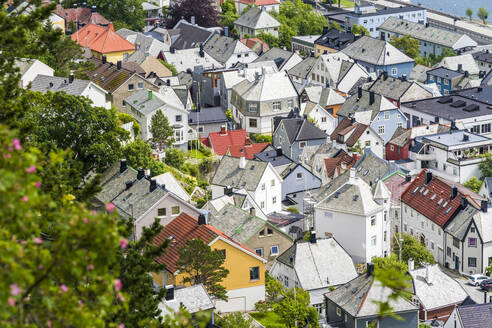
(410, 152, 436, 161)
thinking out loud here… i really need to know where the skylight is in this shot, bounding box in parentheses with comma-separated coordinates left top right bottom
(437, 198, 443, 205)
(413, 187, 419, 193)
(442, 201, 448, 208)
(430, 194, 436, 200)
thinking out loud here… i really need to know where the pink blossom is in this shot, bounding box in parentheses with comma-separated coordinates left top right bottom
(21, 196, 28, 202)
(87, 264, 94, 270)
(12, 138, 21, 150)
(119, 324, 125, 328)
(3, 153, 11, 159)
(8, 298, 15, 306)
(105, 203, 115, 212)
(120, 239, 128, 250)
(35, 181, 41, 188)
(60, 284, 68, 292)
(34, 237, 43, 244)
(114, 279, 122, 291)
(83, 218, 89, 224)
(47, 320, 52, 328)
(26, 165, 36, 173)
(118, 294, 126, 302)
(10, 284, 20, 296)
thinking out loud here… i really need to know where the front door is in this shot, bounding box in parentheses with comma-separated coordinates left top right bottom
(455, 255, 460, 270)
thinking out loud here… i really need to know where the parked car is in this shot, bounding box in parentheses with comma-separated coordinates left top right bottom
(479, 278, 492, 292)
(466, 274, 489, 286)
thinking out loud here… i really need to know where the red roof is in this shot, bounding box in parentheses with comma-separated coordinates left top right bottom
(240, 38, 270, 52)
(72, 23, 135, 54)
(238, 0, 279, 5)
(401, 169, 466, 227)
(227, 142, 269, 159)
(56, 5, 111, 26)
(383, 172, 412, 206)
(324, 150, 358, 179)
(207, 129, 247, 156)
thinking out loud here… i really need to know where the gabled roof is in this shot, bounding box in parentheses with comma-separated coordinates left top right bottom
(232, 70, 298, 103)
(234, 7, 280, 29)
(388, 127, 411, 147)
(382, 171, 411, 206)
(72, 24, 135, 54)
(324, 150, 358, 179)
(56, 5, 111, 27)
(30, 74, 92, 96)
(211, 155, 270, 191)
(227, 142, 270, 160)
(342, 36, 413, 66)
(278, 118, 327, 144)
(158, 284, 214, 315)
(314, 28, 356, 51)
(438, 54, 480, 75)
(472, 50, 492, 64)
(336, 89, 397, 122)
(329, 117, 370, 147)
(170, 21, 214, 50)
(207, 129, 247, 156)
(254, 145, 294, 167)
(288, 56, 318, 80)
(253, 47, 294, 69)
(445, 203, 479, 241)
(203, 33, 241, 65)
(455, 302, 492, 328)
(368, 74, 431, 101)
(240, 37, 270, 55)
(124, 88, 184, 116)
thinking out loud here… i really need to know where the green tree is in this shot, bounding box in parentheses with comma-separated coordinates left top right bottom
(220, 0, 239, 31)
(176, 238, 229, 301)
(273, 287, 319, 328)
(479, 154, 492, 178)
(478, 7, 489, 24)
(351, 24, 370, 36)
(123, 139, 154, 170)
(390, 35, 420, 59)
(256, 31, 280, 48)
(393, 233, 435, 267)
(350, 141, 364, 155)
(463, 177, 482, 193)
(150, 110, 175, 150)
(165, 148, 186, 169)
(466, 8, 473, 21)
(485, 263, 492, 276)
(372, 254, 408, 272)
(216, 312, 253, 328)
(225, 108, 232, 121)
(159, 59, 178, 76)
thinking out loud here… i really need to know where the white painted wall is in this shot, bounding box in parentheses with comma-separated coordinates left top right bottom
(81, 83, 111, 109)
(214, 284, 265, 312)
(21, 60, 54, 88)
(254, 164, 283, 214)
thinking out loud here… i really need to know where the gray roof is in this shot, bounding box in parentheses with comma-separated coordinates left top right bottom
(208, 203, 268, 244)
(234, 7, 280, 29)
(30, 75, 91, 96)
(445, 204, 478, 241)
(472, 50, 492, 64)
(171, 22, 213, 50)
(188, 106, 226, 125)
(211, 156, 269, 191)
(172, 88, 190, 108)
(368, 75, 413, 100)
(410, 64, 432, 83)
(314, 28, 355, 51)
(389, 127, 411, 147)
(124, 89, 166, 116)
(345, 4, 423, 18)
(456, 302, 492, 327)
(427, 67, 464, 79)
(288, 56, 317, 79)
(158, 284, 214, 315)
(15, 58, 36, 75)
(254, 146, 294, 167)
(422, 130, 492, 148)
(342, 36, 413, 66)
(253, 47, 293, 69)
(336, 89, 392, 121)
(325, 273, 417, 318)
(279, 118, 327, 144)
(203, 33, 238, 65)
(96, 163, 138, 204)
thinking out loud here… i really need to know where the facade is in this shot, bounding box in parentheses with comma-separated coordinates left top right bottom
(301, 85, 346, 119)
(291, 35, 320, 56)
(15, 58, 54, 88)
(203, 33, 258, 68)
(211, 155, 283, 214)
(314, 168, 391, 264)
(279, 163, 322, 200)
(426, 67, 466, 96)
(444, 303, 492, 328)
(314, 27, 356, 57)
(322, 149, 359, 185)
(188, 107, 227, 138)
(234, 7, 280, 39)
(301, 101, 338, 136)
(55, 5, 111, 31)
(152, 212, 266, 313)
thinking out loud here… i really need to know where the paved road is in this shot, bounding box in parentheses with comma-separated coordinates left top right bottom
(442, 266, 490, 304)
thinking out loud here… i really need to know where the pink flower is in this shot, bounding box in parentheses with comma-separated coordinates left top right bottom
(10, 284, 20, 296)
(12, 138, 21, 151)
(34, 237, 43, 244)
(118, 294, 126, 302)
(114, 279, 122, 291)
(119, 324, 125, 328)
(35, 181, 41, 188)
(21, 196, 28, 202)
(87, 264, 94, 270)
(26, 165, 36, 173)
(105, 203, 115, 212)
(3, 153, 11, 159)
(8, 298, 15, 306)
(83, 217, 88, 224)
(60, 284, 68, 292)
(120, 239, 128, 250)
(47, 320, 52, 328)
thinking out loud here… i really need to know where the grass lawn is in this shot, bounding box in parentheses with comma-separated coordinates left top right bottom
(250, 312, 285, 328)
(339, 0, 354, 7)
(187, 149, 208, 160)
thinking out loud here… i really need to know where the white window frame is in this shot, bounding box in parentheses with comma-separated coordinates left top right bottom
(271, 245, 279, 255)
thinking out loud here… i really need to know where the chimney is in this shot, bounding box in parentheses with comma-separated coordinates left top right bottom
(69, 71, 74, 84)
(198, 213, 207, 225)
(458, 64, 462, 72)
(120, 159, 127, 173)
(401, 74, 407, 81)
(405, 174, 411, 183)
(137, 168, 145, 180)
(323, 25, 329, 35)
(245, 136, 251, 146)
(451, 186, 458, 200)
(366, 263, 374, 276)
(425, 264, 432, 284)
(102, 55, 107, 64)
(191, 16, 195, 25)
(82, 2, 87, 8)
(309, 230, 316, 243)
(199, 44, 205, 58)
(464, 70, 469, 77)
(91, 5, 96, 12)
(249, 207, 255, 217)
(170, 46, 175, 54)
(49, 82, 53, 88)
(425, 171, 432, 185)
(481, 200, 488, 213)
(125, 181, 133, 190)
(117, 60, 122, 70)
(276, 147, 282, 157)
(224, 186, 233, 196)
(239, 156, 246, 169)
(109, 23, 114, 31)
(369, 91, 375, 105)
(224, 26, 229, 37)
(166, 79, 171, 86)
(220, 125, 227, 135)
(357, 87, 362, 99)
(408, 258, 414, 271)
(148, 90, 153, 100)
(165, 285, 175, 301)
(150, 178, 157, 192)
(461, 196, 468, 208)
(478, 87, 483, 93)
(349, 167, 357, 183)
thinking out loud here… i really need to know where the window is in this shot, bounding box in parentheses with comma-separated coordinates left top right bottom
(397, 122, 403, 128)
(261, 183, 265, 191)
(391, 68, 397, 76)
(255, 248, 263, 257)
(171, 206, 180, 215)
(297, 172, 303, 179)
(453, 237, 460, 248)
(336, 307, 341, 316)
(472, 125, 480, 134)
(220, 249, 226, 259)
(271, 179, 275, 187)
(371, 236, 376, 246)
(175, 115, 182, 122)
(267, 228, 273, 235)
(390, 145, 394, 151)
(469, 238, 477, 247)
(288, 99, 294, 110)
(198, 127, 203, 132)
(344, 313, 347, 322)
(468, 257, 477, 267)
(404, 224, 407, 232)
(259, 229, 265, 236)
(471, 227, 476, 233)
(249, 118, 257, 128)
(371, 216, 376, 226)
(378, 125, 385, 134)
(321, 117, 327, 123)
(137, 82, 144, 89)
(249, 266, 260, 280)
(157, 208, 167, 216)
(431, 241, 434, 250)
(384, 112, 390, 120)
(271, 245, 279, 255)
(365, 141, 371, 147)
(384, 231, 387, 242)
(128, 84, 134, 90)
(272, 196, 277, 204)
(447, 247, 451, 257)
(248, 103, 257, 112)
(273, 102, 281, 112)
(261, 201, 265, 208)
(299, 141, 306, 148)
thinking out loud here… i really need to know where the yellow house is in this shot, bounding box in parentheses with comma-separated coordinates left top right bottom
(152, 213, 266, 313)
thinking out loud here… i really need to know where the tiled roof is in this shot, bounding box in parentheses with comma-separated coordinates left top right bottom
(227, 142, 270, 160)
(324, 150, 358, 179)
(211, 155, 269, 191)
(234, 7, 280, 29)
(171, 21, 214, 50)
(456, 300, 492, 327)
(72, 24, 135, 54)
(56, 5, 111, 26)
(30, 75, 91, 96)
(401, 169, 464, 227)
(207, 129, 247, 156)
(240, 38, 269, 54)
(342, 36, 413, 66)
(238, 0, 279, 5)
(368, 75, 428, 101)
(330, 117, 369, 147)
(279, 118, 327, 144)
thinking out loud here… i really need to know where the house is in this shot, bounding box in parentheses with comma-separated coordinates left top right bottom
(211, 155, 283, 214)
(287, 56, 318, 85)
(93, 160, 201, 239)
(230, 70, 299, 134)
(325, 264, 419, 328)
(299, 143, 339, 179)
(240, 37, 270, 55)
(72, 24, 136, 63)
(55, 5, 111, 32)
(201, 127, 267, 159)
(411, 64, 432, 83)
(188, 107, 227, 138)
(478, 177, 492, 203)
(30, 74, 111, 109)
(267, 211, 308, 239)
(204, 187, 268, 220)
(426, 67, 469, 95)
(208, 203, 293, 269)
(160, 46, 224, 74)
(117, 28, 170, 59)
(379, 17, 477, 58)
(123, 88, 189, 149)
(300, 102, 337, 136)
(152, 212, 267, 312)
(273, 117, 328, 162)
(203, 33, 258, 68)
(124, 52, 172, 79)
(322, 149, 359, 185)
(344, 2, 426, 38)
(301, 85, 346, 119)
(291, 35, 320, 56)
(478, 207, 492, 273)
(408, 263, 469, 322)
(438, 54, 480, 76)
(314, 168, 391, 264)
(168, 18, 215, 50)
(279, 162, 322, 200)
(313, 27, 356, 57)
(270, 236, 358, 316)
(153, 172, 191, 202)
(368, 73, 433, 107)
(254, 144, 295, 173)
(234, 6, 280, 39)
(472, 49, 492, 73)
(330, 117, 385, 159)
(253, 47, 302, 71)
(226, 141, 270, 160)
(444, 302, 492, 328)
(342, 36, 414, 78)
(382, 171, 412, 238)
(236, 0, 279, 14)
(142, 1, 160, 30)
(15, 58, 54, 88)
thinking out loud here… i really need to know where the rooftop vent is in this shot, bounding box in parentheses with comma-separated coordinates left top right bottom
(463, 104, 479, 112)
(450, 100, 466, 108)
(437, 96, 453, 104)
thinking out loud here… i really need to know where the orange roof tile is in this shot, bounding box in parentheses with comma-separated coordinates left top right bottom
(227, 142, 270, 160)
(72, 23, 135, 54)
(238, 0, 279, 5)
(207, 129, 247, 156)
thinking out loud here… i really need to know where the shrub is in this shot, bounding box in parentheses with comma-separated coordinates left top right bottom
(165, 148, 186, 168)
